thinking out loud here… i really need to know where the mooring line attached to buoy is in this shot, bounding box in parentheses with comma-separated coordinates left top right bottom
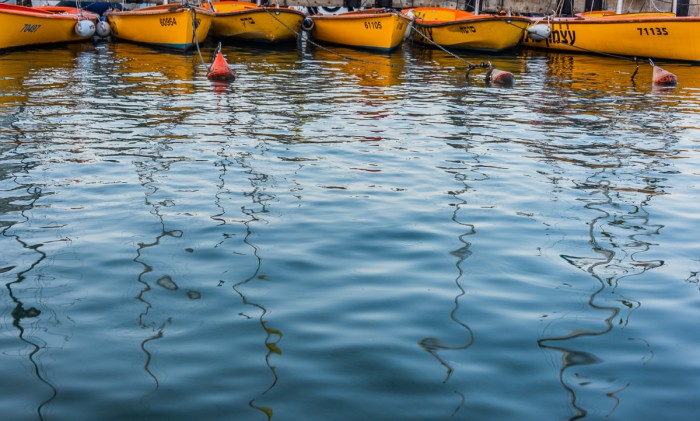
(405, 15, 479, 68)
(528, 17, 678, 85)
(404, 14, 514, 85)
(552, 43, 678, 85)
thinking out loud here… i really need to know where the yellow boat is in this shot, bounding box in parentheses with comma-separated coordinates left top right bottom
(302, 8, 408, 51)
(0, 4, 99, 51)
(401, 7, 530, 52)
(523, 4, 700, 62)
(105, 4, 213, 51)
(208, 1, 304, 43)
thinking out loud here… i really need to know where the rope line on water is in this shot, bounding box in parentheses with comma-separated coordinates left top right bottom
(405, 16, 478, 68)
(404, 14, 501, 78)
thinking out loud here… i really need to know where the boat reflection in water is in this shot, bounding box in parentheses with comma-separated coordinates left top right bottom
(0, 135, 57, 421)
(305, 44, 407, 87)
(524, 49, 700, 102)
(409, 45, 528, 86)
(519, 47, 690, 418)
(0, 43, 109, 109)
(108, 42, 203, 98)
(534, 149, 667, 418)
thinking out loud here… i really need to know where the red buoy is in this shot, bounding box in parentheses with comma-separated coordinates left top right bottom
(486, 68, 515, 87)
(207, 50, 235, 82)
(652, 65, 677, 86)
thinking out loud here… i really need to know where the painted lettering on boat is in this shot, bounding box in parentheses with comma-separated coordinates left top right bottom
(416, 26, 433, 41)
(364, 21, 382, 29)
(21, 24, 42, 33)
(160, 17, 177, 26)
(240, 17, 255, 27)
(549, 29, 576, 46)
(458, 25, 477, 34)
(637, 27, 668, 36)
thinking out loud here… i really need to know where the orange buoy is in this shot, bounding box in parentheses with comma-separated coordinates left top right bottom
(652, 65, 677, 86)
(486, 68, 515, 87)
(207, 50, 235, 82)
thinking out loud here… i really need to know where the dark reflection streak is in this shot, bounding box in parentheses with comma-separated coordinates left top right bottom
(605, 383, 629, 417)
(451, 390, 466, 417)
(5, 240, 57, 421)
(227, 151, 280, 421)
(1, 143, 57, 420)
(538, 184, 620, 421)
(212, 146, 242, 246)
(419, 162, 479, 415)
(132, 155, 182, 400)
(418, 220, 475, 383)
(138, 327, 165, 403)
(525, 75, 679, 418)
(540, 180, 662, 419)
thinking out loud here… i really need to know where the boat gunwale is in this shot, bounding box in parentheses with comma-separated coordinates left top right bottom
(211, 7, 305, 18)
(408, 15, 531, 28)
(0, 4, 98, 20)
(105, 4, 214, 17)
(536, 14, 700, 24)
(309, 8, 404, 21)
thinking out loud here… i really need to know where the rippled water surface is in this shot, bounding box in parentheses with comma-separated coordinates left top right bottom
(1, 39, 700, 421)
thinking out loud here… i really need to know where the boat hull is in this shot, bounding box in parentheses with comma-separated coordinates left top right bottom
(209, 1, 304, 43)
(105, 5, 213, 51)
(403, 7, 530, 52)
(522, 12, 700, 62)
(307, 9, 408, 51)
(0, 4, 99, 51)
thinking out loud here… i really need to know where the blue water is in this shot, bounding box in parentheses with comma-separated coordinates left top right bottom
(1, 40, 700, 421)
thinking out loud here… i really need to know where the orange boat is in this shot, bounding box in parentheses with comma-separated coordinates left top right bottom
(523, 1, 700, 62)
(0, 3, 99, 51)
(208, 1, 305, 44)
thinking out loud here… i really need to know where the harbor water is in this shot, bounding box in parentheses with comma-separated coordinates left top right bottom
(1, 40, 699, 420)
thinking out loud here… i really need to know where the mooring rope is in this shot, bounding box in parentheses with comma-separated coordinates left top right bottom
(262, 7, 404, 68)
(530, 15, 675, 83)
(405, 13, 485, 70)
(534, 27, 663, 81)
(190, 6, 207, 69)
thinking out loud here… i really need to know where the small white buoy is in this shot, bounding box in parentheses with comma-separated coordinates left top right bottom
(403, 9, 415, 40)
(527, 24, 550, 41)
(96, 20, 111, 38)
(75, 20, 96, 38)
